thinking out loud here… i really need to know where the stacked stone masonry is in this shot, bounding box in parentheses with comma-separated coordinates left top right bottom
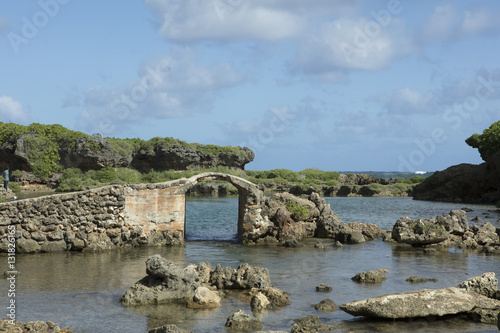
(0, 173, 267, 253)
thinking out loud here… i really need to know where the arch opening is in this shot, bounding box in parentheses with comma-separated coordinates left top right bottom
(181, 173, 251, 242)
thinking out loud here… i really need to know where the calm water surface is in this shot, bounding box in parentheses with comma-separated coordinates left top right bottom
(1, 197, 499, 333)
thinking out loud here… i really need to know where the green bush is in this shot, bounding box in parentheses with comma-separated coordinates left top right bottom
(8, 182, 21, 192)
(11, 170, 22, 181)
(91, 167, 118, 183)
(116, 168, 142, 183)
(466, 120, 500, 158)
(286, 201, 309, 221)
(57, 168, 84, 192)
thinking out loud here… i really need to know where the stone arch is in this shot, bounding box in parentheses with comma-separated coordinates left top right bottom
(180, 172, 269, 243)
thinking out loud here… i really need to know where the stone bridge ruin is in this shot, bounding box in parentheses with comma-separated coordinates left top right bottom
(0, 173, 273, 253)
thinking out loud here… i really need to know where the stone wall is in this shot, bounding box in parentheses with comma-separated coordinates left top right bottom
(0, 181, 187, 254)
(0, 173, 270, 253)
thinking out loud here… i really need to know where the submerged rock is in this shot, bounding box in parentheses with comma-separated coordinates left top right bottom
(351, 270, 387, 283)
(225, 309, 263, 332)
(148, 325, 192, 333)
(0, 319, 73, 333)
(313, 299, 338, 312)
(315, 283, 332, 292)
(405, 276, 438, 283)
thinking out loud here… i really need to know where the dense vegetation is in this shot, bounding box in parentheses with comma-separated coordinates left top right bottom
(466, 120, 500, 159)
(0, 122, 427, 195)
(53, 166, 423, 193)
(0, 122, 247, 180)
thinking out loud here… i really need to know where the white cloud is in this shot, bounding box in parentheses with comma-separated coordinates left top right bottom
(0, 96, 28, 124)
(417, 4, 461, 44)
(75, 50, 248, 135)
(288, 18, 413, 81)
(416, 5, 500, 45)
(377, 68, 500, 116)
(380, 87, 438, 115)
(462, 7, 500, 35)
(145, 0, 304, 41)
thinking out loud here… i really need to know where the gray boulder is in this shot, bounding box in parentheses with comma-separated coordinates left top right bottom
(352, 271, 387, 283)
(341, 287, 500, 319)
(186, 286, 221, 309)
(341, 273, 500, 322)
(121, 255, 289, 309)
(250, 292, 270, 311)
(313, 299, 338, 312)
(148, 325, 192, 333)
(457, 272, 498, 298)
(225, 309, 262, 332)
(392, 216, 449, 246)
(315, 283, 332, 292)
(405, 276, 438, 283)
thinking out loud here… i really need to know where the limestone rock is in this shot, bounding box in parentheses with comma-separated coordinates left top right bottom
(252, 286, 291, 309)
(0, 319, 73, 333)
(16, 238, 41, 253)
(313, 299, 338, 312)
(351, 271, 387, 283)
(187, 287, 221, 309)
(148, 325, 192, 333)
(250, 292, 270, 311)
(457, 272, 498, 298)
(405, 276, 438, 283)
(341, 287, 500, 319)
(392, 216, 449, 246)
(315, 283, 332, 292)
(225, 309, 262, 332)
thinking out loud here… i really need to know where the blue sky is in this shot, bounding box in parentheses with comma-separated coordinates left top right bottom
(1, 0, 499, 172)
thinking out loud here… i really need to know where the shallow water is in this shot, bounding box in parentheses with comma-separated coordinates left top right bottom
(1, 197, 499, 333)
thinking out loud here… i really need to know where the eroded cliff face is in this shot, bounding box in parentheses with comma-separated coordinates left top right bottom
(0, 134, 254, 175)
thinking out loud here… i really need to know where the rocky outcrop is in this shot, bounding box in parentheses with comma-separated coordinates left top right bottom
(351, 270, 387, 283)
(391, 210, 500, 253)
(413, 123, 500, 204)
(340, 272, 500, 324)
(225, 309, 262, 332)
(313, 299, 338, 312)
(120, 255, 290, 309)
(291, 315, 334, 332)
(413, 163, 500, 204)
(0, 132, 254, 176)
(253, 192, 384, 246)
(131, 146, 254, 172)
(148, 325, 192, 333)
(0, 319, 73, 332)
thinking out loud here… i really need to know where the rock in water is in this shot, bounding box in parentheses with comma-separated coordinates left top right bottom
(351, 270, 387, 283)
(456, 272, 498, 298)
(148, 325, 192, 333)
(187, 287, 221, 309)
(225, 309, 263, 332)
(250, 292, 270, 311)
(315, 283, 332, 292)
(313, 299, 338, 312)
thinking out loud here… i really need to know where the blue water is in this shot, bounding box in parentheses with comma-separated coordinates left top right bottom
(1, 197, 499, 333)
